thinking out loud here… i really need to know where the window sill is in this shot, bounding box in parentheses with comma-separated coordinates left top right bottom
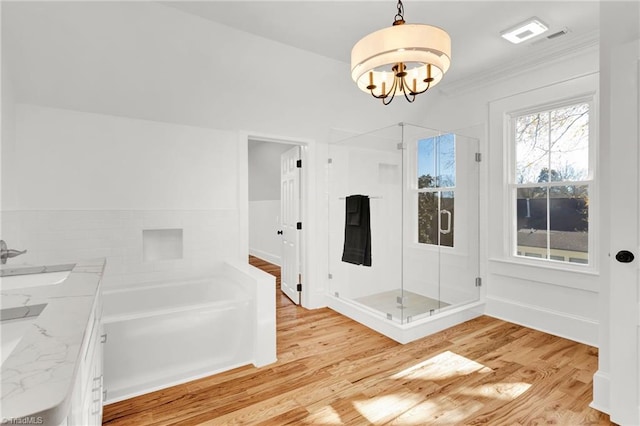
(488, 257, 600, 293)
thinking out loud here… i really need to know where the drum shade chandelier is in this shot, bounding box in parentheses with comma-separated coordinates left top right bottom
(351, 0, 451, 105)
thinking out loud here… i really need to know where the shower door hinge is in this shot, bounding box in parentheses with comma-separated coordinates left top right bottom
(328, 273, 333, 279)
(296, 159, 302, 168)
(327, 158, 333, 164)
(296, 222, 302, 230)
(397, 142, 404, 150)
(296, 283, 302, 292)
(475, 152, 482, 162)
(475, 277, 482, 287)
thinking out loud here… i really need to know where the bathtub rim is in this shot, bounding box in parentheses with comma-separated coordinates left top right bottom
(102, 298, 252, 324)
(102, 275, 253, 323)
(102, 273, 248, 295)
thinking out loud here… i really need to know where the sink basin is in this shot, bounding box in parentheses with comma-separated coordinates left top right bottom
(0, 270, 70, 291)
(1, 304, 47, 365)
(1, 317, 36, 365)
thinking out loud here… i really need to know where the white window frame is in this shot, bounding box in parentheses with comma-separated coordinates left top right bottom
(410, 133, 457, 251)
(506, 94, 598, 272)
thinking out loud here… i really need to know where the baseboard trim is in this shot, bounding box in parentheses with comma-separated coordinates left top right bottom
(248, 248, 281, 266)
(590, 370, 610, 415)
(485, 296, 598, 347)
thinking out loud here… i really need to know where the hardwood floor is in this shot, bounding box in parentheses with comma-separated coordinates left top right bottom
(103, 257, 612, 425)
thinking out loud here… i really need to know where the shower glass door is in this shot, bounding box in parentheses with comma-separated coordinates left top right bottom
(402, 124, 480, 323)
(328, 123, 480, 325)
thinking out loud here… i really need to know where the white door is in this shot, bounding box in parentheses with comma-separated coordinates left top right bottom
(608, 39, 640, 424)
(280, 146, 301, 305)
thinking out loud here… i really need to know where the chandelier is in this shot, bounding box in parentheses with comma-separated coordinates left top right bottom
(350, 0, 451, 105)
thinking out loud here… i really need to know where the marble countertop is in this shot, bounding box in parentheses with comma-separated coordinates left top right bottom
(0, 258, 106, 425)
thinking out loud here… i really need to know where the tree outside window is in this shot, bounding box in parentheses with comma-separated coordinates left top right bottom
(513, 102, 591, 264)
(417, 134, 455, 247)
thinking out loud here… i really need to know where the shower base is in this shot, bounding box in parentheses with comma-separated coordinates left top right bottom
(355, 289, 449, 322)
(327, 294, 484, 344)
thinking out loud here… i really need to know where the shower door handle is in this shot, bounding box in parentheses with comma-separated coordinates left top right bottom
(440, 210, 452, 235)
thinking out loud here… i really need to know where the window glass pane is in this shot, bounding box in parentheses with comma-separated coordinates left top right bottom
(418, 138, 436, 189)
(549, 103, 589, 182)
(516, 112, 550, 184)
(440, 191, 454, 247)
(549, 185, 589, 264)
(418, 135, 456, 189)
(516, 187, 548, 259)
(437, 134, 456, 188)
(418, 192, 438, 244)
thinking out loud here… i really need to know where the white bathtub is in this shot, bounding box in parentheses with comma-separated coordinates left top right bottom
(102, 260, 276, 403)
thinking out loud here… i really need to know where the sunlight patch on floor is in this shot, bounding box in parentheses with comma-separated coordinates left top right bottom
(388, 394, 484, 425)
(392, 350, 492, 381)
(305, 405, 344, 424)
(352, 393, 423, 424)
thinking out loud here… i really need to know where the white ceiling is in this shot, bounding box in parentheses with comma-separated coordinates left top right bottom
(1, 1, 600, 132)
(163, 1, 600, 86)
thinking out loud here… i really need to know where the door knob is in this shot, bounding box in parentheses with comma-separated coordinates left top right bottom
(277, 230, 283, 235)
(616, 250, 635, 263)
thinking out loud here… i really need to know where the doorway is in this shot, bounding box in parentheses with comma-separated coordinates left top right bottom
(247, 139, 305, 306)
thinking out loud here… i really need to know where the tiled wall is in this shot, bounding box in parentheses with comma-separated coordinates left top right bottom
(1, 209, 240, 289)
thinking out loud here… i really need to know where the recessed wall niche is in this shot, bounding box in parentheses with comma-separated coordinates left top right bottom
(143, 229, 183, 262)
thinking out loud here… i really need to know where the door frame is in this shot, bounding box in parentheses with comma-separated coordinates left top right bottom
(239, 131, 317, 308)
(594, 38, 640, 424)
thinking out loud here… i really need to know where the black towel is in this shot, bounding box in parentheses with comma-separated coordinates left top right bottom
(341, 195, 372, 266)
(346, 195, 361, 226)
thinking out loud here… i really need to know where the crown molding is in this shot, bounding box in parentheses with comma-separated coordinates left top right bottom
(438, 29, 599, 97)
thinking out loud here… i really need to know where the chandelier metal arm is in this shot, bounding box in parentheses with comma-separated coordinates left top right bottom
(382, 77, 398, 105)
(403, 74, 432, 97)
(369, 73, 398, 103)
(401, 79, 417, 103)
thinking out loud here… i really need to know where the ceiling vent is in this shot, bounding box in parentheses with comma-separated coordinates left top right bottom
(501, 17, 549, 44)
(530, 27, 571, 46)
(546, 28, 570, 40)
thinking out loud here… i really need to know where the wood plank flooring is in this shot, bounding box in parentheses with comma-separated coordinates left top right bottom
(103, 257, 612, 425)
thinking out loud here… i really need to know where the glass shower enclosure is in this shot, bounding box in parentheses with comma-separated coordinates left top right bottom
(328, 123, 480, 329)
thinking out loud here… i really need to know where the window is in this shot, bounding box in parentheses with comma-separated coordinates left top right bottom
(416, 134, 455, 247)
(512, 101, 592, 265)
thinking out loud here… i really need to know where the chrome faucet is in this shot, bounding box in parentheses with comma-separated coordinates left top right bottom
(0, 240, 27, 264)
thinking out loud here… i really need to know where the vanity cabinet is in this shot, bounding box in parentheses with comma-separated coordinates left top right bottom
(65, 289, 104, 426)
(0, 260, 106, 426)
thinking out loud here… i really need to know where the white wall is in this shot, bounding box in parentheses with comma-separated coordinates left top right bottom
(6, 105, 237, 211)
(415, 47, 600, 346)
(247, 141, 291, 265)
(2, 1, 413, 140)
(1, 1, 412, 306)
(0, 35, 14, 217)
(2, 105, 240, 288)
